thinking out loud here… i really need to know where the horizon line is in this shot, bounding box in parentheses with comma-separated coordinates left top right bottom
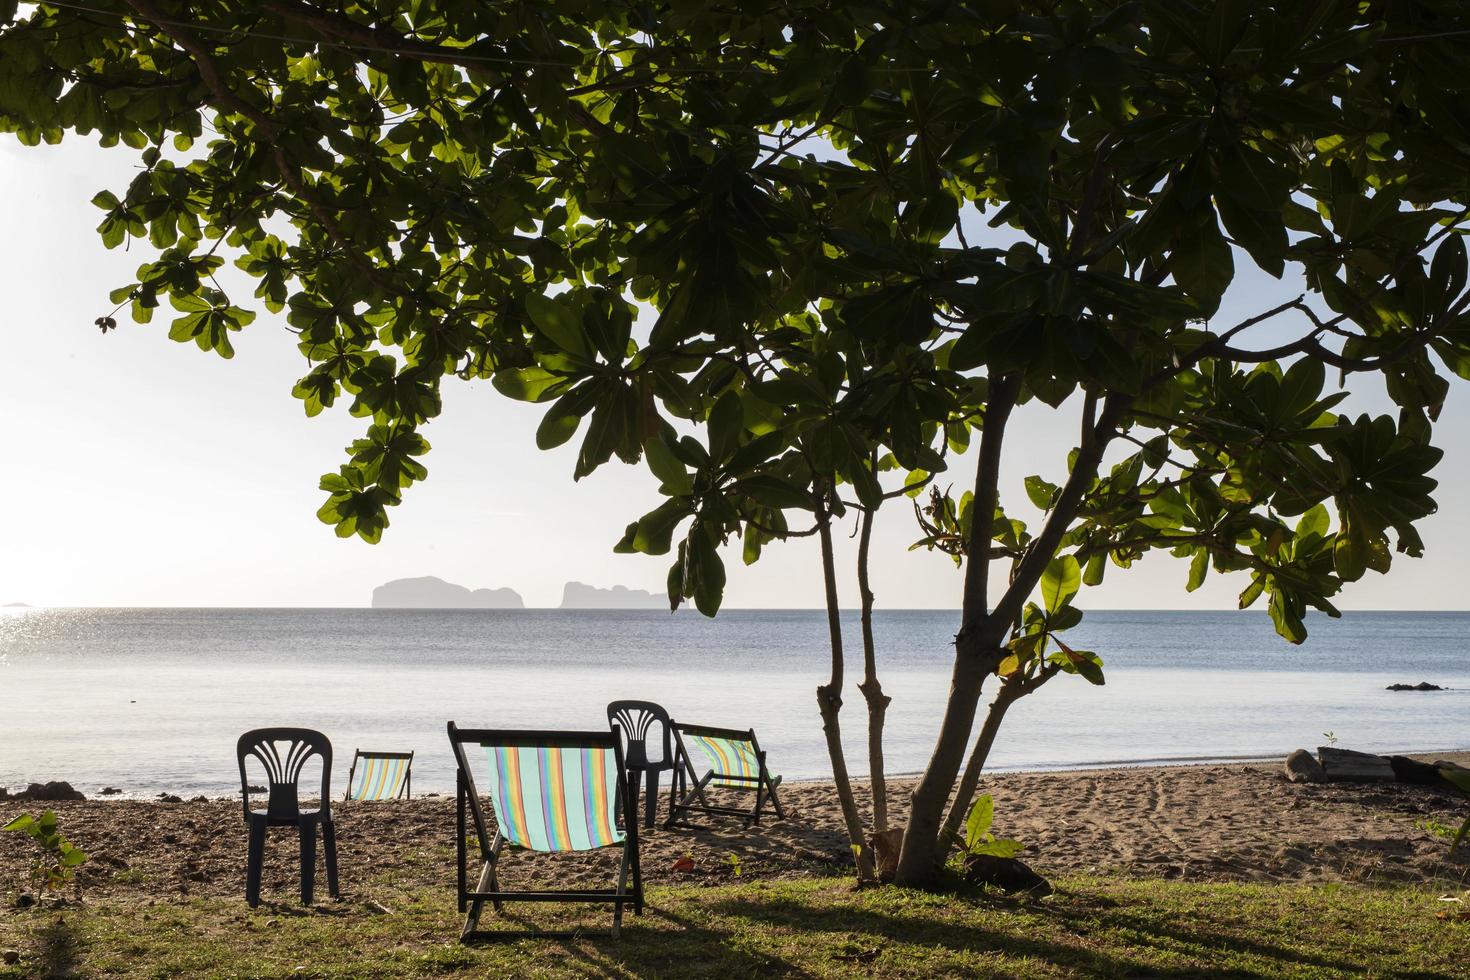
(6, 604, 1470, 614)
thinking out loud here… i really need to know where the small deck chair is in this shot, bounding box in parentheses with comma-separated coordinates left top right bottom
(668, 722, 785, 827)
(447, 722, 643, 940)
(344, 749, 414, 801)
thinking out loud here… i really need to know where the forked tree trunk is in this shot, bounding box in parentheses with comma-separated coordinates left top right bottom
(892, 644, 995, 883)
(939, 681, 1022, 846)
(814, 484, 877, 882)
(855, 505, 891, 832)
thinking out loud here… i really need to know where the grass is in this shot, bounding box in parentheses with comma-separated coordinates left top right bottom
(1, 876, 1467, 978)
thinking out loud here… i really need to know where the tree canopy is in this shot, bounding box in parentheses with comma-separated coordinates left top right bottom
(5, 0, 1470, 883)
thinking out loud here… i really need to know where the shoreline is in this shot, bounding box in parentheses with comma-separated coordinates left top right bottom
(4, 756, 1466, 903)
(9, 746, 1469, 802)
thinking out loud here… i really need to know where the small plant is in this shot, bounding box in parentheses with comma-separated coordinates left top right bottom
(958, 794, 1023, 860)
(1322, 731, 1338, 747)
(4, 811, 88, 898)
(1439, 768, 1470, 858)
(727, 853, 743, 877)
(1418, 817, 1458, 841)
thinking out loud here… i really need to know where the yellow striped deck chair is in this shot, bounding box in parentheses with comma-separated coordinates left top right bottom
(344, 749, 413, 801)
(447, 722, 643, 940)
(668, 722, 785, 827)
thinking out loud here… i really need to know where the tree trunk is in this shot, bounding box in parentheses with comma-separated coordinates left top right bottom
(856, 504, 891, 832)
(940, 682, 1021, 846)
(814, 483, 876, 882)
(892, 644, 993, 884)
(893, 375, 1022, 887)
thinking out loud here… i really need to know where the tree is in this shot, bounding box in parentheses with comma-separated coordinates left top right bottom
(4, 0, 1469, 887)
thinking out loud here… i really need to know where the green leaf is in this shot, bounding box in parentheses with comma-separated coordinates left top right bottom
(1186, 549, 1208, 592)
(964, 794, 994, 851)
(1040, 555, 1081, 613)
(1171, 211, 1233, 311)
(970, 837, 1024, 858)
(525, 293, 588, 357)
(1024, 475, 1058, 510)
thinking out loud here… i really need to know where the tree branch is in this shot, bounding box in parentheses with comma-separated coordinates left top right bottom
(958, 373, 1022, 643)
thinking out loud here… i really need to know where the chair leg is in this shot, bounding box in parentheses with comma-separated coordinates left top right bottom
(322, 820, 340, 898)
(299, 821, 317, 906)
(246, 819, 266, 908)
(626, 769, 641, 833)
(461, 860, 493, 940)
(643, 769, 659, 828)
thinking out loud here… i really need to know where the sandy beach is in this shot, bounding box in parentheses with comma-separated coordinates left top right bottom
(5, 755, 1466, 905)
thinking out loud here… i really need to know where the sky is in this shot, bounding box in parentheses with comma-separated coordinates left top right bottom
(2, 135, 1468, 610)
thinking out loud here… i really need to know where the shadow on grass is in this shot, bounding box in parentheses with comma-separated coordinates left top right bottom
(39, 912, 80, 979)
(688, 887, 1375, 978)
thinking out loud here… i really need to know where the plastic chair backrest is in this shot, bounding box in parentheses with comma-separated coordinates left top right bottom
(237, 727, 333, 821)
(606, 700, 672, 768)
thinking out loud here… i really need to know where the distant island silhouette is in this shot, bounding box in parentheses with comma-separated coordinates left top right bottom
(560, 582, 668, 609)
(2, 602, 30, 607)
(371, 577, 524, 609)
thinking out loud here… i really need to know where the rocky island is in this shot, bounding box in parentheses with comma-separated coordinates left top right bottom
(559, 582, 668, 609)
(371, 576, 524, 609)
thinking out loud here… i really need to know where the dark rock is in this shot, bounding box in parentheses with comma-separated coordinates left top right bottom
(1284, 749, 1326, 783)
(1, 949, 18, 966)
(16, 781, 86, 801)
(1317, 747, 1395, 783)
(13, 894, 35, 909)
(1385, 681, 1444, 691)
(0, 787, 7, 801)
(189, 795, 208, 803)
(1389, 756, 1460, 788)
(99, 786, 122, 796)
(157, 793, 183, 804)
(963, 854, 1053, 895)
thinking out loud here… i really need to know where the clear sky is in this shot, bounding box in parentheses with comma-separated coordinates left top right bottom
(2, 135, 1467, 610)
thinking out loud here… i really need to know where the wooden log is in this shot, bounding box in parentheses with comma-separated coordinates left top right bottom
(1316, 746, 1396, 783)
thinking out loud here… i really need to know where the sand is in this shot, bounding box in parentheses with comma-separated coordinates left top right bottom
(3, 754, 1466, 905)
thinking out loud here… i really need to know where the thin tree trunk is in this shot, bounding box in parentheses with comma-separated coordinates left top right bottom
(940, 682, 1021, 846)
(895, 388, 1126, 887)
(814, 482, 877, 882)
(856, 504, 891, 833)
(893, 374, 1021, 886)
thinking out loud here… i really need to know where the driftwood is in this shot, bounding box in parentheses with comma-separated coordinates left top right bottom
(1317, 747, 1396, 783)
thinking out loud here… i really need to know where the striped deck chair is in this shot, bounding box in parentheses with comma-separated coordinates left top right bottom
(668, 722, 785, 827)
(447, 722, 643, 940)
(344, 749, 413, 801)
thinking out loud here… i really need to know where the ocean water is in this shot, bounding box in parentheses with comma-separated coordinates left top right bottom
(0, 607, 1466, 797)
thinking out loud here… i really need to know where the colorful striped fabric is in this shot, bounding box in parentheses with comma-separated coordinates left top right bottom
(481, 745, 624, 852)
(686, 733, 762, 788)
(350, 755, 410, 801)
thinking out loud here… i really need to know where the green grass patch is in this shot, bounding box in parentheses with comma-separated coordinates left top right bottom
(1, 876, 1466, 978)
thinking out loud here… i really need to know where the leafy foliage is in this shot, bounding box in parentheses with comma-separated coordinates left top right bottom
(7, 0, 1470, 884)
(4, 810, 88, 897)
(3, 1, 1463, 636)
(958, 793, 1024, 860)
(1441, 768, 1470, 858)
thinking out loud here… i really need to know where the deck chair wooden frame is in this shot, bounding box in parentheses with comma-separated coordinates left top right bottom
(344, 749, 414, 801)
(667, 722, 785, 827)
(448, 722, 643, 941)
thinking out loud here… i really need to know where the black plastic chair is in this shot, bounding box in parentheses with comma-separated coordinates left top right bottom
(606, 700, 674, 829)
(236, 727, 339, 907)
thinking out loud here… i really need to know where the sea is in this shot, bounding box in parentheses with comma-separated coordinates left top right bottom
(0, 608, 1466, 798)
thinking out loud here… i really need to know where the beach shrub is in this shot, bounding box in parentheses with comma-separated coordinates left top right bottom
(5, 0, 1470, 888)
(1440, 769, 1470, 858)
(3, 811, 88, 898)
(957, 794, 1023, 862)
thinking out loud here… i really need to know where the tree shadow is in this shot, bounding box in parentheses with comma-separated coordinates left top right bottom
(698, 889, 1382, 978)
(37, 912, 80, 979)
